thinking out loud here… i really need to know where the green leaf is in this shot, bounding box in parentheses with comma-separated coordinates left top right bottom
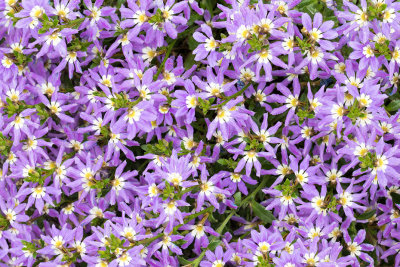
(24, 168, 50, 185)
(52, 18, 59, 27)
(68, 39, 93, 52)
(198, 97, 213, 115)
(391, 192, 400, 204)
(178, 256, 192, 265)
(184, 53, 196, 70)
(207, 238, 221, 251)
(297, 108, 315, 123)
(149, 9, 163, 24)
(42, 13, 49, 22)
(98, 247, 114, 261)
(0, 132, 12, 156)
(0, 215, 9, 228)
(358, 152, 376, 171)
(348, 221, 357, 238)
(59, 17, 85, 29)
(117, 0, 126, 8)
(39, 28, 48, 34)
(386, 99, 400, 112)
(217, 158, 238, 169)
(217, 159, 228, 165)
(201, 0, 216, 17)
(378, 4, 387, 13)
(296, 0, 320, 16)
(356, 209, 376, 220)
(22, 240, 40, 258)
(234, 192, 242, 206)
(251, 200, 275, 224)
(187, 36, 199, 50)
(218, 41, 232, 53)
(247, 34, 264, 52)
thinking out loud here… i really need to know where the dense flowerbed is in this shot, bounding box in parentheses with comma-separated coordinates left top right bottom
(0, 0, 400, 266)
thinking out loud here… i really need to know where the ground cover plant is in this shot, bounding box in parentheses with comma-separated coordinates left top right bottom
(0, 0, 400, 266)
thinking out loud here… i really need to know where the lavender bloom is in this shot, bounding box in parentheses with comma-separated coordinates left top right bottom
(295, 13, 338, 80)
(251, 114, 282, 155)
(193, 24, 220, 66)
(180, 219, 218, 254)
(234, 149, 272, 177)
(14, 0, 52, 29)
(343, 229, 374, 266)
(67, 153, 104, 200)
(2, 108, 38, 145)
(37, 225, 76, 261)
(349, 41, 380, 72)
(17, 182, 59, 214)
(53, 0, 81, 21)
(80, 0, 115, 40)
(79, 194, 115, 226)
(200, 245, 233, 267)
(206, 96, 254, 140)
(196, 169, 228, 211)
(30, 28, 78, 58)
(172, 79, 206, 125)
(54, 50, 85, 78)
(268, 79, 301, 126)
(221, 171, 257, 195)
(149, 0, 188, 41)
(38, 91, 76, 123)
(242, 45, 288, 82)
(336, 181, 367, 220)
(0, 0, 399, 266)
(338, 0, 370, 42)
(0, 198, 29, 227)
(120, 0, 151, 37)
(105, 161, 138, 205)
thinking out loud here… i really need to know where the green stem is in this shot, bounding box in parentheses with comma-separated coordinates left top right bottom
(179, 185, 199, 197)
(136, 206, 214, 246)
(59, 17, 85, 30)
(204, 0, 214, 17)
(242, 175, 269, 205)
(153, 39, 177, 81)
(211, 82, 251, 109)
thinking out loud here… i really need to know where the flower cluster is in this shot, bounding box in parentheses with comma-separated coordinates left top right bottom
(0, 0, 400, 266)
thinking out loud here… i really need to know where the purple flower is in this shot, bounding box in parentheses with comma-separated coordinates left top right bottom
(336, 181, 367, 220)
(0, 198, 29, 227)
(343, 229, 374, 266)
(200, 245, 233, 267)
(196, 168, 228, 211)
(105, 161, 138, 205)
(80, 193, 115, 226)
(30, 28, 78, 59)
(120, 0, 151, 37)
(150, 234, 183, 260)
(206, 96, 254, 140)
(180, 218, 218, 254)
(53, 0, 81, 21)
(54, 50, 85, 78)
(222, 171, 257, 195)
(66, 153, 104, 200)
(14, 0, 53, 29)
(268, 78, 301, 126)
(193, 24, 220, 66)
(17, 182, 59, 214)
(80, 0, 116, 41)
(149, 0, 188, 41)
